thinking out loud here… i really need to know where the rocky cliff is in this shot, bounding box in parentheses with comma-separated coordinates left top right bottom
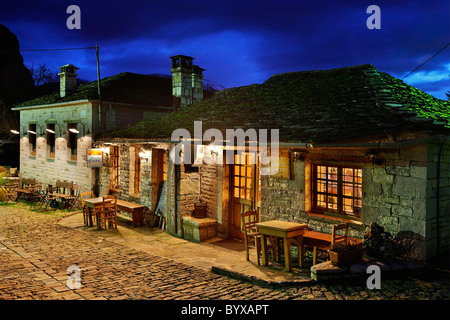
(0, 23, 35, 105)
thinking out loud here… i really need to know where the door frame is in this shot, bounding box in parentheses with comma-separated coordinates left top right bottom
(229, 151, 261, 240)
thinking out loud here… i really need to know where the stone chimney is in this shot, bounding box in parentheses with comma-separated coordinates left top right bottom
(192, 65, 205, 103)
(170, 55, 204, 109)
(58, 64, 79, 98)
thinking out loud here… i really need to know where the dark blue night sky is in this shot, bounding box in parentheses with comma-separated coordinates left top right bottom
(1, 0, 449, 99)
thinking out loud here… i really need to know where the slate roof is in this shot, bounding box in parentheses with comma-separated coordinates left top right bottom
(107, 64, 449, 143)
(15, 72, 173, 108)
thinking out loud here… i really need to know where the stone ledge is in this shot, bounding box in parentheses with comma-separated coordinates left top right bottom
(182, 216, 217, 242)
(310, 259, 425, 282)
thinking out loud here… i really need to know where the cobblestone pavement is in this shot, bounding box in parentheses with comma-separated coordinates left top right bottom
(0, 204, 449, 302)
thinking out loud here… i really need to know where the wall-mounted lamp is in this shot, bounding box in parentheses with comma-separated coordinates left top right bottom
(28, 124, 43, 137)
(138, 150, 150, 162)
(207, 143, 221, 157)
(46, 123, 62, 137)
(68, 122, 89, 136)
(10, 125, 26, 136)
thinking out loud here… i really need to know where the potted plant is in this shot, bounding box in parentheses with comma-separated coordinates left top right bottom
(329, 239, 365, 266)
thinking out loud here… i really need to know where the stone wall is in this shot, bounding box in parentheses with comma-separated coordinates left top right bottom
(427, 141, 450, 259)
(260, 143, 448, 262)
(18, 102, 94, 191)
(199, 164, 219, 220)
(179, 164, 201, 226)
(97, 144, 152, 208)
(260, 160, 367, 237)
(361, 145, 429, 261)
(165, 151, 178, 235)
(104, 104, 167, 133)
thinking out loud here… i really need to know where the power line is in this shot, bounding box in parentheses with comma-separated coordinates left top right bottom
(402, 43, 450, 80)
(0, 46, 97, 53)
(21, 46, 97, 51)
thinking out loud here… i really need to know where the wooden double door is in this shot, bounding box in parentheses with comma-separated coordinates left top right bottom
(230, 152, 261, 240)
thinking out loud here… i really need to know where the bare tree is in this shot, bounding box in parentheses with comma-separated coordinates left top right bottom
(26, 63, 59, 86)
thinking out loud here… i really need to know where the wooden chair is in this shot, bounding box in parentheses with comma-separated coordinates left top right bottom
(241, 210, 262, 265)
(39, 185, 60, 211)
(80, 191, 95, 226)
(98, 196, 118, 230)
(58, 181, 78, 211)
(65, 184, 80, 211)
(1, 183, 18, 203)
(331, 223, 349, 249)
(25, 180, 42, 207)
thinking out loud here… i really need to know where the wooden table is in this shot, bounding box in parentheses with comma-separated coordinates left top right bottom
(83, 197, 112, 229)
(16, 184, 41, 201)
(255, 220, 307, 271)
(116, 199, 145, 227)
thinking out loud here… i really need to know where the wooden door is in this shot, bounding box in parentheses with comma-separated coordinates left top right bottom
(230, 152, 261, 240)
(108, 146, 120, 192)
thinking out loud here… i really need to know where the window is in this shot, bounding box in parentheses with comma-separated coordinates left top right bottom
(233, 153, 255, 200)
(67, 123, 78, 161)
(110, 146, 120, 190)
(46, 124, 55, 159)
(28, 124, 37, 157)
(313, 165, 362, 217)
(162, 152, 166, 181)
(134, 147, 142, 194)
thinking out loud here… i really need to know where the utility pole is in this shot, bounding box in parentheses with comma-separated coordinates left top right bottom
(94, 44, 102, 197)
(96, 44, 104, 135)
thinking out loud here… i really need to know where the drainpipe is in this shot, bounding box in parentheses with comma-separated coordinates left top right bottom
(174, 164, 179, 236)
(436, 142, 445, 258)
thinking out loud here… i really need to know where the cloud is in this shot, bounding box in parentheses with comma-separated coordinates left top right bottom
(1, 0, 448, 99)
(405, 63, 450, 84)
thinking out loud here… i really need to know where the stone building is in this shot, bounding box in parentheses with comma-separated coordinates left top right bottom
(98, 64, 449, 263)
(11, 55, 208, 191)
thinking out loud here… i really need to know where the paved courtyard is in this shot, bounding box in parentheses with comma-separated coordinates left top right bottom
(0, 203, 449, 303)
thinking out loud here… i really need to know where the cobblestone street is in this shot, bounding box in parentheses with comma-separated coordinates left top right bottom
(0, 203, 449, 303)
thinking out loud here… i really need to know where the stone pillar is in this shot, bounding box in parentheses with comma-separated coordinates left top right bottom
(58, 64, 79, 98)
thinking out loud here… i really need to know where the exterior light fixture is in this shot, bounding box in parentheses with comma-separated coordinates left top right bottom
(10, 125, 26, 136)
(28, 124, 43, 136)
(68, 122, 88, 136)
(45, 123, 62, 137)
(138, 150, 150, 162)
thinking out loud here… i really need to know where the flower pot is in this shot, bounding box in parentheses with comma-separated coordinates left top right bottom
(192, 204, 207, 219)
(329, 246, 364, 266)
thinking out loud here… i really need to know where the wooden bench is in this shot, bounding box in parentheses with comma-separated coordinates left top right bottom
(300, 228, 363, 265)
(116, 199, 145, 227)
